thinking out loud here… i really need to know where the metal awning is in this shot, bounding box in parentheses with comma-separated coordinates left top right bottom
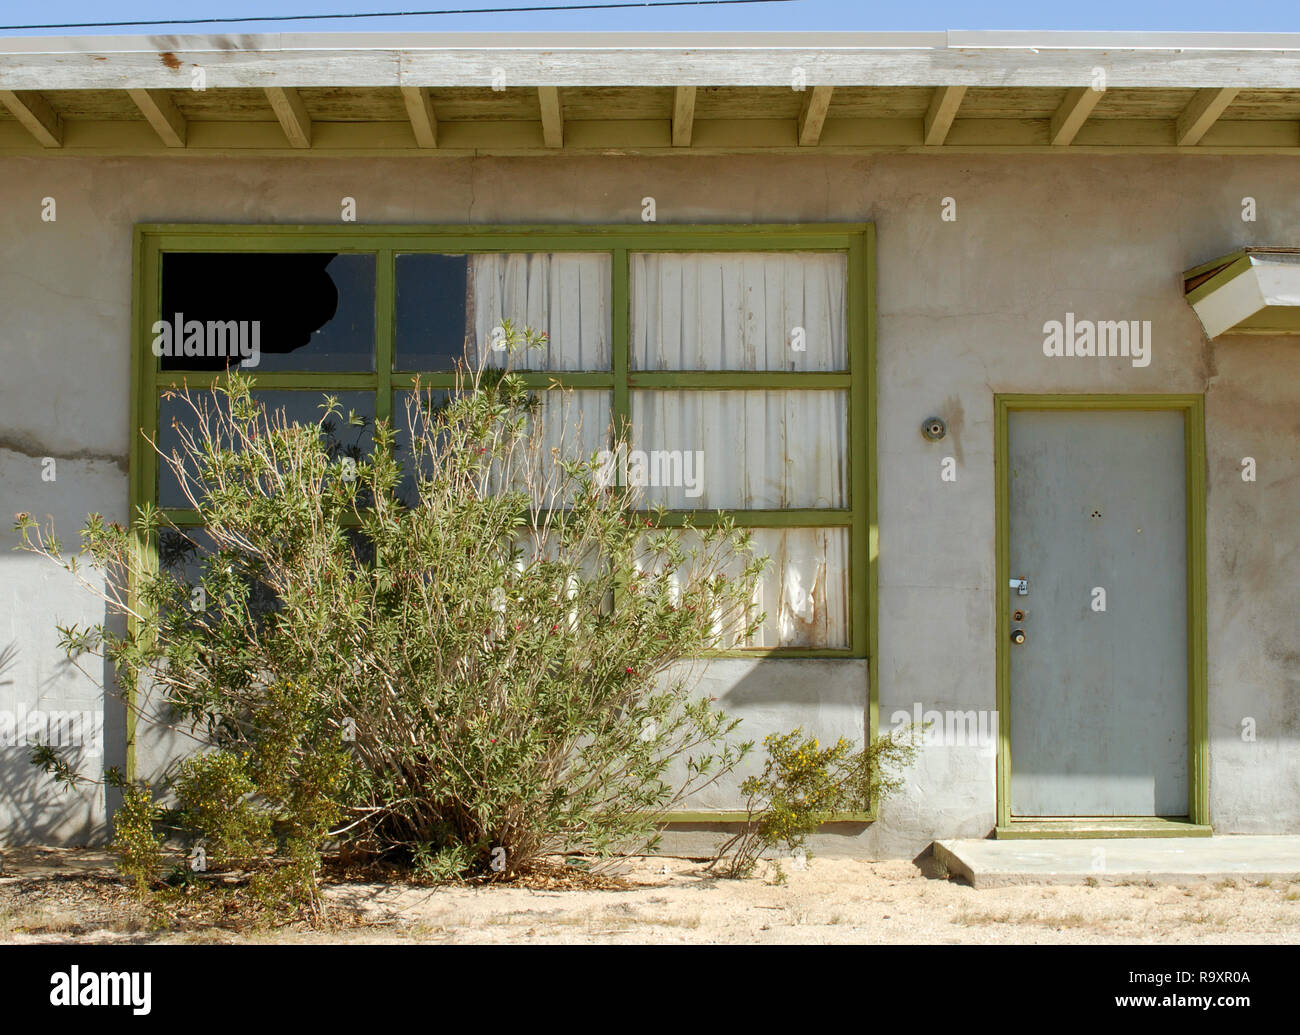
(1185, 249, 1300, 338)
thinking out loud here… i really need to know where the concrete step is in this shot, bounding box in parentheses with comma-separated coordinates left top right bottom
(933, 835, 1300, 888)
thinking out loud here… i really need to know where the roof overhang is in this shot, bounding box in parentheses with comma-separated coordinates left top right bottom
(1185, 250, 1300, 338)
(2, 31, 1300, 157)
(5, 30, 1300, 90)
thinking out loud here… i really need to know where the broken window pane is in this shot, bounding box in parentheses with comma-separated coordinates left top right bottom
(158, 252, 375, 372)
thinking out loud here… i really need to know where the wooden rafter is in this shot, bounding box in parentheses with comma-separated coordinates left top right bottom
(264, 86, 312, 148)
(538, 86, 563, 148)
(0, 81, 1295, 156)
(797, 85, 834, 146)
(0, 89, 62, 147)
(400, 86, 438, 148)
(923, 85, 966, 145)
(1176, 88, 1240, 146)
(1049, 87, 1104, 146)
(672, 85, 696, 147)
(128, 89, 186, 147)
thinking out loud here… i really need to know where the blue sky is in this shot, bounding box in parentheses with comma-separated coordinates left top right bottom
(0, 0, 1296, 35)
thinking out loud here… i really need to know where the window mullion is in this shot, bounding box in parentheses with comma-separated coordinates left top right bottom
(612, 247, 630, 449)
(376, 248, 394, 424)
(850, 233, 870, 658)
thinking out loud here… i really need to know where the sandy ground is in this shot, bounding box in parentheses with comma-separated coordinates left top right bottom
(1, 849, 1298, 944)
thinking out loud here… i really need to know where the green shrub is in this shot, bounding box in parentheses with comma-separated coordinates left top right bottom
(710, 726, 918, 879)
(110, 784, 166, 896)
(17, 324, 763, 914)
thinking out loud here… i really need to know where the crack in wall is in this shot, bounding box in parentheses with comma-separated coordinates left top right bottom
(0, 436, 128, 474)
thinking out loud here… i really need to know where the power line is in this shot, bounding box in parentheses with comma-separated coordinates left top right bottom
(1, 0, 799, 32)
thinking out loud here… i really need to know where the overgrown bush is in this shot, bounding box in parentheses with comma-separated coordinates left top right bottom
(709, 726, 918, 880)
(17, 325, 766, 914)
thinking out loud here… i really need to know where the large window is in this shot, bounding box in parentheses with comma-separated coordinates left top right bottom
(135, 224, 873, 657)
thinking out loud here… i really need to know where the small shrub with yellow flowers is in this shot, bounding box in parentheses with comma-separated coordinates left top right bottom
(710, 726, 918, 879)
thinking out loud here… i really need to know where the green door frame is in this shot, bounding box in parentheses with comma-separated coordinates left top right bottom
(993, 394, 1211, 839)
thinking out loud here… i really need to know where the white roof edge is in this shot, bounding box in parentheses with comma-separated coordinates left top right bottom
(944, 30, 1300, 50)
(5, 30, 1299, 91)
(2, 30, 1300, 55)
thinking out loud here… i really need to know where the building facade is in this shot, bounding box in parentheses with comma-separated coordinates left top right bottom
(2, 31, 1298, 855)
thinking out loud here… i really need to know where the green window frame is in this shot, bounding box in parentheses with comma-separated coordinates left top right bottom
(130, 222, 878, 769)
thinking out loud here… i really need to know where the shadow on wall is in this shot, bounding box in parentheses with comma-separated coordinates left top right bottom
(718, 657, 867, 715)
(656, 657, 870, 815)
(0, 615, 128, 847)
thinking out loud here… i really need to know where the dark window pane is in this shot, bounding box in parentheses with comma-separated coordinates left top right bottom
(394, 252, 612, 371)
(159, 253, 375, 372)
(157, 526, 210, 580)
(158, 390, 375, 509)
(392, 389, 452, 508)
(156, 526, 373, 626)
(394, 254, 469, 371)
(157, 526, 281, 623)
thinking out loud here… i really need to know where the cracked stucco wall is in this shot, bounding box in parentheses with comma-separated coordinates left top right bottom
(1, 152, 1297, 853)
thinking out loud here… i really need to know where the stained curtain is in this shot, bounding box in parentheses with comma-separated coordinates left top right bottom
(631, 251, 848, 371)
(629, 251, 850, 647)
(462, 249, 850, 648)
(468, 252, 611, 370)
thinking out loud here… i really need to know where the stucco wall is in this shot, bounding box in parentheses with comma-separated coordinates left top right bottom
(1, 152, 1297, 854)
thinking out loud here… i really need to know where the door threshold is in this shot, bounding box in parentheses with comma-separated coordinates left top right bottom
(995, 818, 1212, 839)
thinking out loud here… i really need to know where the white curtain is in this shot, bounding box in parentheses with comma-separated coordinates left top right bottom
(637, 527, 849, 649)
(534, 388, 610, 491)
(488, 389, 610, 506)
(750, 527, 848, 648)
(469, 253, 611, 370)
(628, 389, 847, 510)
(460, 249, 851, 648)
(630, 252, 848, 371)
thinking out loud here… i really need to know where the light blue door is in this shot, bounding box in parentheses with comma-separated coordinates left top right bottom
(1008, 410, 1188, 817)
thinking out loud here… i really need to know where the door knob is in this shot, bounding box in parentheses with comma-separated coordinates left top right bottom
(1011, 629, 1026, 645)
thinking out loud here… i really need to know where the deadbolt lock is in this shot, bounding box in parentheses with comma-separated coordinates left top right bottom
(1012, 609, 1025, 622)
(1010, 629, 1026, 645)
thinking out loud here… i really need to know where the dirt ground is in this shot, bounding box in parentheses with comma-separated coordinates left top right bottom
(1, 848, 1298, 944)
